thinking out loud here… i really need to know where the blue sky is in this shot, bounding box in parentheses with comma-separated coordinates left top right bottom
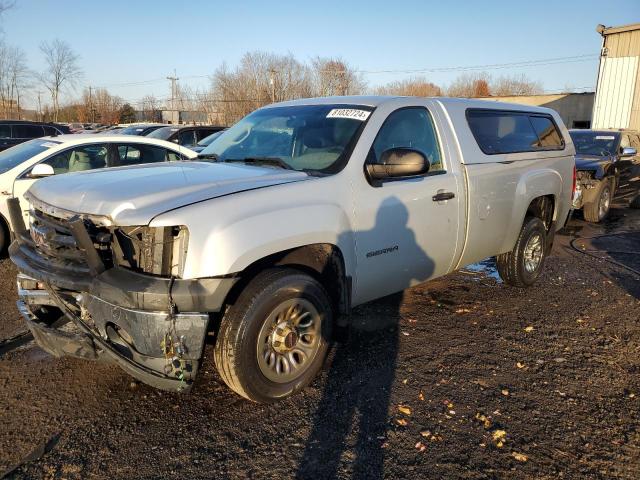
(3, 0, 639, 109)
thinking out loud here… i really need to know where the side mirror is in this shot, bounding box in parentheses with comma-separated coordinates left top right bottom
(621, 147, 637, 157)
(29, 163, 55, 178)
(366, 148, 430, 183)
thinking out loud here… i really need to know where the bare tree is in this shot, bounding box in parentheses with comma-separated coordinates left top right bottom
(447, 72, 542, 98)
(375, 76, 442, 97)
(310, 57, 365, 97)
(446, 72, 492, 98)
(0, 40, 29, 118)
(140, 94, 160, 122)
(492, 74, 542, 96)
(0, 0, 14, 22)
(211, 51, 315, 125)
(38, 39, 82, 121)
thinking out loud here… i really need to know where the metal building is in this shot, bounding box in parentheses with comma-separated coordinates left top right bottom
(592, 22, 640, 130)
(476, 92, 595, 128)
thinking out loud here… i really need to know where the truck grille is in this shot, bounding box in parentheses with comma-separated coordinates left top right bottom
(28, 207, 112, 272)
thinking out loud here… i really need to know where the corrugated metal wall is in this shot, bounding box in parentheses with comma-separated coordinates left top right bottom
(592, 56, 639, 129)
(592, 25, 640, 130)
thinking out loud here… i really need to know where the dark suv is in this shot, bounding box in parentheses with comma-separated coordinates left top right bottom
(569, 129, 640, 222)
(0, 121, 70, 151)
(147, 125, 225, 148)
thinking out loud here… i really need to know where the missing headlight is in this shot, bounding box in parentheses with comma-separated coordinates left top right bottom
(113, 226, 189, 277)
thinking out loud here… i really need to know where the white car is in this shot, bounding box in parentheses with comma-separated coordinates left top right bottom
(0, 134, 197, 251)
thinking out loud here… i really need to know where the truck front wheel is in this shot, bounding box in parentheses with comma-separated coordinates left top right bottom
(496, 217, 547, 287)
(214, 268, 332, 403)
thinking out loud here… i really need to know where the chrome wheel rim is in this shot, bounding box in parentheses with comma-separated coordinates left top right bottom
(599, 187, 610, 219)
(256, 298, 321, 384)
(524, 233, 544, 273)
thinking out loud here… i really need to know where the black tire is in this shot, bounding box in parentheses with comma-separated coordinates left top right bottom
(583, 178, 612, 223)
(214, 268, 332, 403)
(496, 216, 547, 288)
(0, 219, 8, 255)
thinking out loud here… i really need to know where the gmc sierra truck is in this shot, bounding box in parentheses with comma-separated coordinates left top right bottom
(9, 96, 575, 402)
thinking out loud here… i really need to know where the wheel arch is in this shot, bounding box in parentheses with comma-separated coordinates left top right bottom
(222, 243, 351, 319)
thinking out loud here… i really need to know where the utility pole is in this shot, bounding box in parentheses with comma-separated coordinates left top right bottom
(36, 91, 42, 122)
(269, 69, 276, 103)
(166, 70, 179, 123)
(88, 86, 94, 123)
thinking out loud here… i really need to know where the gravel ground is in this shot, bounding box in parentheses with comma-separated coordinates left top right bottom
(0, 184, 639, 479)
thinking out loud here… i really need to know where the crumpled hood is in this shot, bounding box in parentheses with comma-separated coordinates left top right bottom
(575, 154, 614, 171)
(26, 161, 310, 225)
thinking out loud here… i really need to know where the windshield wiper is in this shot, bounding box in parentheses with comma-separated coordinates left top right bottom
(197, 153, 219, 161)
(225, 157, 294, 170)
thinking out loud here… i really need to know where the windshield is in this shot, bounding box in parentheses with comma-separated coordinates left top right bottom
(148, 126, 179, 140)
(197, 130, 224, 147)
(570, 131, 619, 156)
(119, 125, 147, 135)
(199, 104, 372, 173)
(0, 139, 61, 174)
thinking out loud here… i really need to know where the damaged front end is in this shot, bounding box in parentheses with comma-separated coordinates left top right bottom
(9, 194, 236, 392)
(572, 170, 599, 209)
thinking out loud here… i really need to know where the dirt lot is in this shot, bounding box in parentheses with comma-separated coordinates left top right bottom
(0, 183, 639, 479)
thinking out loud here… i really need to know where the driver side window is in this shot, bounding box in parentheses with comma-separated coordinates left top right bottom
(371, 108, 443, 172)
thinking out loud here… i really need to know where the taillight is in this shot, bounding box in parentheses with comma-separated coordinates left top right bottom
(572, 164, 577, 198)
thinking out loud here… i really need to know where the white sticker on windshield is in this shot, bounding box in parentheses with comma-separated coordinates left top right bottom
(41, 142, 58, 148)
(326, 108, 371, 121)
(595, 135, 615, 140)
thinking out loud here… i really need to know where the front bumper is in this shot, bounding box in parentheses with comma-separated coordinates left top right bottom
(17, 279, 210, 391)
(9, 224, 237, 392)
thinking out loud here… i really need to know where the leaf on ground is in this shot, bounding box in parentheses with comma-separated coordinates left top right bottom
(501, 389, 510, 396)
(512, 451, 528, 462)
(475, 413, 492, 429)
(455, 308, 471, 313)
(398, 405, 412, 415)
(415, 441, 426, 452)
(516, 362, 525, 369)
(396, 418, 408, 426)
(492, 429, 507, 448)
(420, 430, 431, 438)
(524, 326, 534, 332)
(418, 391, 425, 401)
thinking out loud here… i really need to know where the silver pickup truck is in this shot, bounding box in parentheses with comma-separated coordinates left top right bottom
(8, 96, 575, 402)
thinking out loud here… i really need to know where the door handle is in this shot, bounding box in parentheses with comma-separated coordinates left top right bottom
(432, 191, 455, 202)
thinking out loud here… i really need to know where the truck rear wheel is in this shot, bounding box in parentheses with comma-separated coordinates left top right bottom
(496, 217, 547, 287)
(583, 178, 612, 223)
(214, 268, 332, 403)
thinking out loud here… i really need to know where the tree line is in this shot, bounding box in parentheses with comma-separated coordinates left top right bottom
(1, 42, 543, 126)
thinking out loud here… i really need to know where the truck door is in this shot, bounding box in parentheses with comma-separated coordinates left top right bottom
(352, 106, 462, 305)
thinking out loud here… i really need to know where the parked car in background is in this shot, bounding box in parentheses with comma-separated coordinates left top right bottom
(147, 125, 225, 148)
(0, 121, 70, 152)
(119, 124, 169, 136)
(9, 97, 574, 401)
(68, 123, 84, 133)
(190, 129, 226, 153)
(569, 129, 640, 222)
(0, 134, 198, 251)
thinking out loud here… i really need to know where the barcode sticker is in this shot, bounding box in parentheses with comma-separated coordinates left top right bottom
(595, 135, 615, 140)
(326, 108, 371, 121)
